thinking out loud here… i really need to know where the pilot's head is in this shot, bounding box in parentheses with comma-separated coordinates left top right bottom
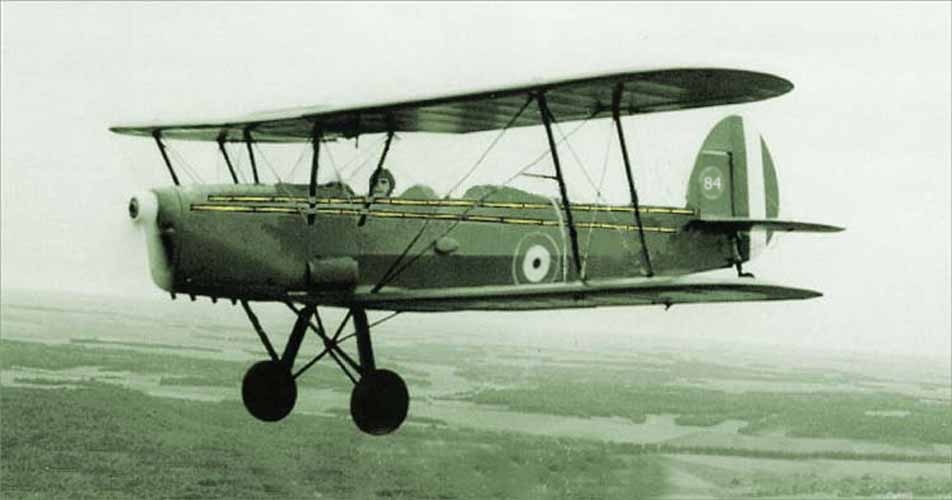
(369, 169, 395, 197)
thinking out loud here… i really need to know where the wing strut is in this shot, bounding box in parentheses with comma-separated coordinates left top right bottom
(371, 129, 395, 188)
(536, 93, 584, 281)
(151, 130, 180, 186)
(307, 122, 322, 225)
(243, 127, 260, 184)
(358, 129, 395, 227)
(612, 84, 654, 277)
(216, 133, 240, 184)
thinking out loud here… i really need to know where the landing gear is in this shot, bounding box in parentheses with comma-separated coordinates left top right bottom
(348, 308, 409, 435)
(242, 360, 296, 422)
(351, 369, 409, 435)
(239, 301, 408, 435)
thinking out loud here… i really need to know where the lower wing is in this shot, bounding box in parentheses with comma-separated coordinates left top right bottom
(346, 276, 821, 312)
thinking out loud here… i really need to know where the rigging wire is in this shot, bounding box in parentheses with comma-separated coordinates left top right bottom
(253, 142, 285, 184)
(342, 135, 391, 182)
(251, 142, 309, 221)
(369, 101, 541, 292)
(553, 117, 643, 272)
(321, 139, 357, 204)
(445, 96, 533, 198)
(561, 118, 647, 224)
(215, 149, 222, 183)
(285, 141, 313, 183)
(371, 116, 595, 292)
(554, 120, 603, 202)
(223, 142, 247, 183)
(335, 311, 403, 345)
(323, 141, 343, 182)
(165, 144, 203, 184)
(582, 120, 644, 258)
(581, 121, 615, 272)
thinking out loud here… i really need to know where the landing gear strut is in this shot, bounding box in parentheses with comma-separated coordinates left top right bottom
(239, 301, 408, 435)
(349, 309, 408, 434)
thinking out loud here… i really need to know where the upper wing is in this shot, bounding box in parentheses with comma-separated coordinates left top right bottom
(341, 276, 820, 312)
(110, 68, 793, 143)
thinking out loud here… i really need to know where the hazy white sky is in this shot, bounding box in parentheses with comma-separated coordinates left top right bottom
(1, 2, 949, 360)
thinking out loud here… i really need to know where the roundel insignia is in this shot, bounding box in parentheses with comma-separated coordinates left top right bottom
(699, 165, 725, 200)
(512, 232, 560, 285)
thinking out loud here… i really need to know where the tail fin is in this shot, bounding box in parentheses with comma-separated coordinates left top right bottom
(686, 115, 782, 258)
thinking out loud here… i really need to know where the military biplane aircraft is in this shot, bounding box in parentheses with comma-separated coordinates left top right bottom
(112, 68, 842, 435)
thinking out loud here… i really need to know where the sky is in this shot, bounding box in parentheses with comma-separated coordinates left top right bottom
(1, 2, 949, 361)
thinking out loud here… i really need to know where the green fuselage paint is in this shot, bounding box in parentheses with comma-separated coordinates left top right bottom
(146, 182, 737, 302)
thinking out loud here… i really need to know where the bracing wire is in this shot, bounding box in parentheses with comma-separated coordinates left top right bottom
(342, 135, 391, 182)
(335, 311, 403, 344)
(251, 142, 309, 221)
(371, 116, 595, 292)
(165, 145, 203, 184)
(369, 101, 543, 292)
(323, 141, 342, 182)
(285, 142, 312, 183)
(581, 121, 615, 272)
(320, 140, 356, 203)
(224, 142, 247, 183)
(253, 142, 285, 184)
(341, 135, 388, 172)
(215, 149, 222, 183)
(561, 118, 645, 226)
(445, 96, 533, 198)
(554, 120, 603, 202)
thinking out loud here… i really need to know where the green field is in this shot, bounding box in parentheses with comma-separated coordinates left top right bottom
(2, 382, 664, 499)
(458, 378, 951, 446)
(1, 292, 950, 498)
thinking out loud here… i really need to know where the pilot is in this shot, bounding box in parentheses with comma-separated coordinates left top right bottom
(369, 168, 396, 197)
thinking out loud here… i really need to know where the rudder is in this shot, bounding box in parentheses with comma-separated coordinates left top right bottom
(686, 115, 782, 264)
(686, 115, 749, 218)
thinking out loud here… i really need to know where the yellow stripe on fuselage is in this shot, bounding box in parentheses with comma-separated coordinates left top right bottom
(191, 202, 681, 233)
(206, 195, 696, 215)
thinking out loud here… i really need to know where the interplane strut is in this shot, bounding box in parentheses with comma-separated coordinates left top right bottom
(536, 92, 584, 281)
(359, 129, 395, 227)
(151, 130, 180, 186)
(216, 133, 240, 184)
(243, 127, 260, 184)
(611, 84, 654, 277)
(308, 122, 322, 225)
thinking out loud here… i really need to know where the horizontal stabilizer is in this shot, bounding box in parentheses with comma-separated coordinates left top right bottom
(317, 276, 823, 312)
(690, 217, 844, 233)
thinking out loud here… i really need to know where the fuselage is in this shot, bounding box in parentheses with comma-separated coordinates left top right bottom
(133, 183, 738, 303)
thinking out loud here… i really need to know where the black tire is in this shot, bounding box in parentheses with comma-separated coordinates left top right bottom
(350, 369, 409, 435)
(241, 360, 296, 422)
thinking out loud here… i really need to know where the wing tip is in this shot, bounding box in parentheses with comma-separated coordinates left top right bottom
(779, 285, 823, 300)
(109, 125, 150, 136)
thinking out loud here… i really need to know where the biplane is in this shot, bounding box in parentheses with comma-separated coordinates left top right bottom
(112, 68, 842, 435)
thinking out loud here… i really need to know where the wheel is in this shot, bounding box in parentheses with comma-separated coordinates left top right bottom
(350, 369, 409, 435)
(241, 360, 296, 422)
